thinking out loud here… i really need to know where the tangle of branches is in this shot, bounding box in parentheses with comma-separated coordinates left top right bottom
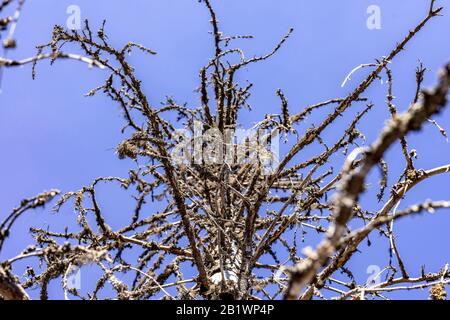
(0, 0, 449, 300)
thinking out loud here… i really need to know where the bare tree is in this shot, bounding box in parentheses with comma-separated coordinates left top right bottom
(0, 0, 449, 300)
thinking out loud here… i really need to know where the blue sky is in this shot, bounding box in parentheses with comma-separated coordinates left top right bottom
(0, 0, 449, 299)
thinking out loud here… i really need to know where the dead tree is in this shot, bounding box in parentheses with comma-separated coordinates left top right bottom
(1, 0, 449, 300)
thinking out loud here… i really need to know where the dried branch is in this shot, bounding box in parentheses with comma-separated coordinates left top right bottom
(285, 61, 450, 299)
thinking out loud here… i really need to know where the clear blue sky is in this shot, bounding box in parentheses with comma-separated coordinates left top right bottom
(0, 0, 449, 299)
